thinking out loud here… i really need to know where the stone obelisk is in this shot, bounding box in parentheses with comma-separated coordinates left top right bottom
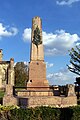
(27, 16, 49, 89)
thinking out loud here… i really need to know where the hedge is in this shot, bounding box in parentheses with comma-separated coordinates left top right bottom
(0, 106, 80, 120)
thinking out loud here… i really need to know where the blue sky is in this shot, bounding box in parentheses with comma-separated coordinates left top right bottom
(0, 0, 80, 85)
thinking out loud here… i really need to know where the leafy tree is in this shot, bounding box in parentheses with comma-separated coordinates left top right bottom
(14, 62, 29, 86)
(33, 26, 42, 47)
(68, 45, 80, 75)
(32, 26, 42, 60)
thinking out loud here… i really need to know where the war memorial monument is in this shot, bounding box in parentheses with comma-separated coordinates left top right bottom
(0, 16, 77, 107)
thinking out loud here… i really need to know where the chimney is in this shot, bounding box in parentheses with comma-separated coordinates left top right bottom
(0, 49, 3, 61)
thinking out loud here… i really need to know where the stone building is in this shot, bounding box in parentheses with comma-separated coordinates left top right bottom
(0, 49, 14, 89)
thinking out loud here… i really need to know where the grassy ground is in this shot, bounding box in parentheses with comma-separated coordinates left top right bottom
(0, 91, 5, 104)
(0, 91, 5, 98)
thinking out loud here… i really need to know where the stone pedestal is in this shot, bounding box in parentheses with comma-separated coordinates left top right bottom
(27, 61, 49, 90)
(3, 85, 17, 106)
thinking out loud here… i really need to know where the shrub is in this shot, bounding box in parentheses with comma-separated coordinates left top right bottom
(0, 106, 80, 120)
(71, 105, 80, 120)
(8, 106, 61, 120)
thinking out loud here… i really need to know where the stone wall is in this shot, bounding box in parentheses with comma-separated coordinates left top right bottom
(17, 91, 54, 97)
(0, 63, 9, 88)
(19, 96, 77, 108)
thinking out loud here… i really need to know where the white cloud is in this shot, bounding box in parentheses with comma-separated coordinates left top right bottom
(10, 27, 18, 36)
(47, 68, 78, 85)
(22, 28, 80, 56)
(43, 29, 80, 56)
(56, 0, 80, 6)
(46, 62, 54, 68)
(0, 23, 18, 38)
(22, 28, 31, 42)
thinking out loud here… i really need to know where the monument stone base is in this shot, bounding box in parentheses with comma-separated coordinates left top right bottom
(27, 61, 49, 90)
(3, 85, 17, 106)
(19, 96, 77, 108)
(16, 84, 77, 108)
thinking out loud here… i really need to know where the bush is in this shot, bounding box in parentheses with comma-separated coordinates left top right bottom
(0, 106, 80, 120)
(60, 108, 73, 120)
(71, 106, 80, 120)
(9, 107, 60, 120)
